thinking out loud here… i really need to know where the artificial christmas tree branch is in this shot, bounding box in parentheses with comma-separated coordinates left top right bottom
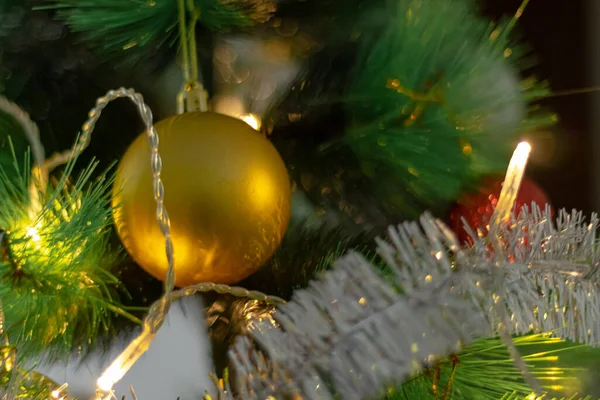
(43, 0, 276, 64)
(269, 0, 556, 230)
(0, 1, 592, 398)
(217, 204, 600, 400)
(198, 141, 600, 400)
(394, 334, 589, 399)
(0, 300, 74, 400)
(0, 95, 140, 362)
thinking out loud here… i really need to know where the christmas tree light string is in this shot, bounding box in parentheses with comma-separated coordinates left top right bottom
(0, 88, 282, 398)
(90, 139, 538, 399)
(1, 85, 595, 398)
(0, 86, 589, 399)
(21, 88, 284, 399)
(56, 103, 589, 399)
(2, 1, 598, 398)
(0, 95, 591, 399)
(0, 92, 150, 370)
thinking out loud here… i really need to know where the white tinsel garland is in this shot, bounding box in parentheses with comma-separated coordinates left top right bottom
(212, 205, 600, 400)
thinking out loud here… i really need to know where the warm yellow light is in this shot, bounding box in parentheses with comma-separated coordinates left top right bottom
(96, 329, 155, 394)
(26, 226, 40, 243)
(250, 170, 277, 211)
(1, 347, 13, 371)
(51, 384, 68, 399)
(492, 141, 531, 228)
(240, 114, 261, 131)
(28, 166, 45, 219)
(513, 141, 531, 166)
(96, 374, 114, 393)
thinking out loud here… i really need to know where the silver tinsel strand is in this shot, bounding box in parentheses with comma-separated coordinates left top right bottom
(213, 205, 600, 400)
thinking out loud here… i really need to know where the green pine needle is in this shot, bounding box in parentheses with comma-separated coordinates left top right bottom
(0, 366, 64, 399)
(194, 0, 274, 30)
(43, 0, 179, 63)
(340, 0, 555, 217)
(0, 146, 131, 361)
(386, 334, 591, 400)
(500, 393, 591, 400)
(43, 0, 274, 63)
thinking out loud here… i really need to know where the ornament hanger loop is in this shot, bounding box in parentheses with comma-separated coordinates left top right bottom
(176, 0, 209, 113)
(177, 81, 209, 113)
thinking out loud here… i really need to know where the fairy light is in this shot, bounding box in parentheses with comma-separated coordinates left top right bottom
(492, 141, 531, 229)
(96, 329, 156, 398)
(51, 383, 69, 399)
(488, 141, 540, 393)
(26, 226, 41, 244)
(75, 88, 175, 398)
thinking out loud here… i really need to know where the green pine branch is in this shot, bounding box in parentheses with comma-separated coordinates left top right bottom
(388, 334, 591, 400)
(0, 366, 66, 400)
(273, 0, 556, 225)
(500, 393, 591, 400)
(41, 0, 275, 63)
(0, 144, 132, 362)
(343, 0, 555, 213)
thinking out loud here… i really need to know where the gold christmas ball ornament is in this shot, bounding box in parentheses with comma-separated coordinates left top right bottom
(113, 112, 291, 287)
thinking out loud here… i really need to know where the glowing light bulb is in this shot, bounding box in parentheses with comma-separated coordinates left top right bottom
(492, 141, 531, 229)
(26, 226, 41, 244)
(51, 384, 68, 399)
(513, 141, 531, 166)
(96, 329, 156, 395)
(96, 374, 114, 393)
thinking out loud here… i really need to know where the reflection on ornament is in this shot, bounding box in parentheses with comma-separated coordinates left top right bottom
(113, 112, 291, 287)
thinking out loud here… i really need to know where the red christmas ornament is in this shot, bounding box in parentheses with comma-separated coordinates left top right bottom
(449, 176, 551, 246)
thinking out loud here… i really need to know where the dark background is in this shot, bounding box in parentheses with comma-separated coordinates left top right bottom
(484, 0, 591, 214)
